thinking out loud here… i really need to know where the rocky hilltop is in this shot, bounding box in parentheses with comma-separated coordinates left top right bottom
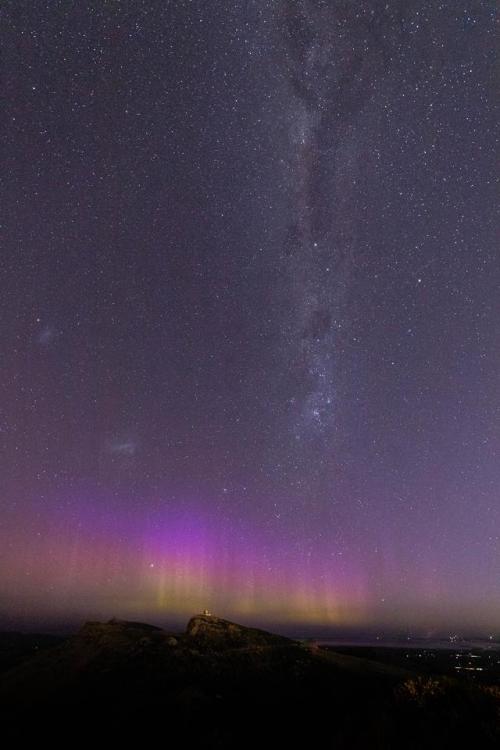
(186, 613, 293, 648)
(0, 614, 498, 748)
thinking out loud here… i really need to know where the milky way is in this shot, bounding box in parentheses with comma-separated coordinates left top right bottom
(1, 1, 499, 635)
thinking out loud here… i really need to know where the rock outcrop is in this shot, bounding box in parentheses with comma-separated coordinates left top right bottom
(78, 618, 163, 644)
(186, 613, 294, 649)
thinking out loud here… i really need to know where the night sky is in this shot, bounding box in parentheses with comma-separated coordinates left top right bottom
(1, 1, 499, 635)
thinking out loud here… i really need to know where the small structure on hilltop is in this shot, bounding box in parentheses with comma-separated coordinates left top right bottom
(202, 609, 212, 616)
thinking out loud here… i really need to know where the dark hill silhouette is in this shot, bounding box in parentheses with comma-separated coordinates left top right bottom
(0, 614, 498, 748)
(186, 612, 295, 648)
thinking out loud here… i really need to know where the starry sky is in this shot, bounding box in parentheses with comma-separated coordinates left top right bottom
(1, 1, 499, 636)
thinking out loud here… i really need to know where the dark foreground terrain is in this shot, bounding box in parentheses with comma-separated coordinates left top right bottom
(1, 614, 499, 748)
